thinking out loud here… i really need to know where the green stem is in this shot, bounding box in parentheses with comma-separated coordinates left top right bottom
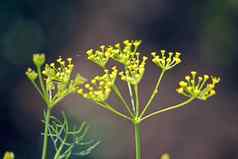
(96, 102, 132, 121)
(36, 66, 46, 97)
(128, 82, 136, 113)
(140, 70, 165, 118)
(134, 123, 142, 159)
(112, 85, 134, 117)
(31, 80, 44, 100)
(134, 84, 139, 116)
(141, 97, 195, 121)
(41, 108, 51, 159)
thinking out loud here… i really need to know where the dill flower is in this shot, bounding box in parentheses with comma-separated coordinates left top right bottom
(86, 45, 113, 67)
(33, 53, 45, 67)
(111, 40, 142, 65)
(119, 53, 148, 85)
(25, 68, 38, 81)
(42, 57, 74, 84)
(3, 152, 14, 159)
(77, 67, 118, 102)
(151, 50, 181, 71)
(42, 57, 86, 106)
(26, 55, 86, 108)
(176, 71, 220, 100)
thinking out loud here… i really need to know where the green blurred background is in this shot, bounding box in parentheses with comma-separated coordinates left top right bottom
(0, 0, 238, 158)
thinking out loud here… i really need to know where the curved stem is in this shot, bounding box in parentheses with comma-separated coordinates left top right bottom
(140, 70, 165, 118)
(95, 102, 132, 121)
(134, 123, 142, 159)
(112, 85, 134, 117)
(41, 108, 51, 159)
(141, 97, 195, 121)
(31, 80, 44, 100)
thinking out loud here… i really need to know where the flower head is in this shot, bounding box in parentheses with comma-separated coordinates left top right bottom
(33, 53, 45, 67)
(25, 68, 38, 81)
(42, 57, 86, 101)
(27, 55, 86, 108)
(86, 45, 113, 67)
(42, 57, 74, 84)
(77, 67, 118, 102)
(111, 40, 142, 65)
(119, 54, 148, 85)
(3, 152, 14, 159)
(176, 71, 220, 100)
(151, 50, 181, 71)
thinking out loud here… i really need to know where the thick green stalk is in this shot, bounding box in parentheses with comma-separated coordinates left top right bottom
(41, 108, 51, 159)
(134, 123, 142, 159)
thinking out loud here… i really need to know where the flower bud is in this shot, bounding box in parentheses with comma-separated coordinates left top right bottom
(25, 68, 38, 81)
(33, 53, 45, 67)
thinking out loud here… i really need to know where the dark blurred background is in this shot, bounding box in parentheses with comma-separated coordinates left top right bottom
(1, 0, 238, 158)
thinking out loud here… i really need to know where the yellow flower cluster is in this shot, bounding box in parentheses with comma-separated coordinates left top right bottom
(119, 53, 148, 85)
(42, 57, 74, 84)
(26, 54, 86, 108)
(87, 45, 113, 67)
(151, 50, 181, 71)
(86, 40, 147, 84)
(176, 71, 220, 100)
(77, 67, 118, 102)
(111, 40, 142, 65)
(42, 57, 85, 100)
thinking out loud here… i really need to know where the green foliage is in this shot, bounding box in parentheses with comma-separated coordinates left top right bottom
(44, 113, 100, 159)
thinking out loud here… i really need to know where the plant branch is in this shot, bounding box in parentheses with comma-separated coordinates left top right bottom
(112, 85, 134, 117)
(127, 82, 136, 113)
(134, 84, 140, 117)
(36, 66, 47, 98)
(31, 80, 45, 100)
(140, 70, 165, 118)
(95, 101, 132, 121)
(141, 97, 195, 121)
